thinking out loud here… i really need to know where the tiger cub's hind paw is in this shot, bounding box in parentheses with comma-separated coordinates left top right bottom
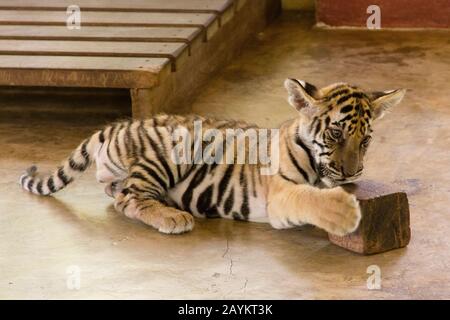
(105, 181, 124, 198)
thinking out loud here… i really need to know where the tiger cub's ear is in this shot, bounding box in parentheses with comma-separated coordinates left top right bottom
(284, 78, 319, 116)
(370, 89, 407, 120)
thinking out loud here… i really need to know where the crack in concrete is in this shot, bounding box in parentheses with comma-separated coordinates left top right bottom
(241, 278, 248, 291)
(223, 238, 234, 275)
(222, 238, 230, 258)
(229, 258, 234, 275)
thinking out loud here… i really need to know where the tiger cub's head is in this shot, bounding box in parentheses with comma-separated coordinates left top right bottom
(284, 78, 406, 187)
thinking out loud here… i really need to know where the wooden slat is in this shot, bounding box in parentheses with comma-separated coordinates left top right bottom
(0, 10, 216, 27)
(0, 25, 201, 43)
(0, 10, 219, 40)
(0, 40, 188, 70)
(0, 55, 171, 88)
(0, 40, 187, 57)
(0, 0, 235, 14)
(0, 0, 248, 92)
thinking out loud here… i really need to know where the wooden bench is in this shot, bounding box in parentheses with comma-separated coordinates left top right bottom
(0, 0, 280, 117)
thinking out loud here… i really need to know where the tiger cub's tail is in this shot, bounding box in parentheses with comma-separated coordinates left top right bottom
(19, 130, 104, 196)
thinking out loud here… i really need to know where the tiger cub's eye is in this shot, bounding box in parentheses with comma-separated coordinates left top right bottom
(361, 136, 372, 148)
(329, 128, 342, 140)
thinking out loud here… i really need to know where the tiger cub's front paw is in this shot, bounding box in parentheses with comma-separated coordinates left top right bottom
(138, 207, 195, 234)
(318, 187, 361, 236)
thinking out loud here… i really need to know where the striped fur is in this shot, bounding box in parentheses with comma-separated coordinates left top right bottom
(19, 80, 405, 236)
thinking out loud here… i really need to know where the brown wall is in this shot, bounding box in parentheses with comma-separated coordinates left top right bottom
(316, 0, 450, 28)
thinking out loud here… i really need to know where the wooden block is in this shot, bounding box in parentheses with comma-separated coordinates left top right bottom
(328, 180, 411, 255)
(0, 55, 171, 88)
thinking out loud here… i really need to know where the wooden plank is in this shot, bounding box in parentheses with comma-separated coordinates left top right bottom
(0, 10, 219, 40)
(0, 55, 171, 88)
(0, 40, 187, 58)
(0, 25, 201, 43)
(0, 40, 189, 70)
(0, 10, 216, 27)
(0, 0, 235, 14)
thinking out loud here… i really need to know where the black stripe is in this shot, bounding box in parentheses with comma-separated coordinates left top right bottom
(279, 172, 296, 184)
(205, 206, 220, 218)
(295, 135, 317, 174)
(303, 81, 318, 97)
(69, 158, 85, 171)
(104, 163, 121, 177)
(68, 140, 90, 172)
(339, 114, 354, 123)
(142, 189, 163, 200)
(314, 120, 322, 136)
(177, 164, 197, 185)
(327, 88, 350, 101)
(172, 137, 182, 180)
(337, 92, 366, 105)
(181, 165, 209, 211)
(129, 172, 153, 185)
(197, 184, 214, 216)
(106, 125, 125, 172)
(146, 129, 175, 188)
(337, 94, 352, 105)
(137, 124, 167, 179)
(309, 116, 318, 132)
(135, 163, 168, 191)
(217, 165, 234, 205)
(27, 178, 34, 191)
(142, 157, 167, 183)
(128, 183, 155, 196)
(232, 212, 244, 221)
(153, 126, 166, 151)
(136, 121, 146, 157)
(114, 124, 126, 168)
(124, 122, 134, 158)
(57, 167, 72, 185)
(340, 104, 353, 113)
(250, 165, 257, 197)
(80, 140, 90, 163)
(287, 144, 309, 183)
(239, 166, 250, 219)
(313, 139, 326, 149)
(99, 130, 105, 143)
(223, 187, 234, 215)
(36, 180, 43, 194)
(129, 121, 138, 157)
(47, 177, 56, 193)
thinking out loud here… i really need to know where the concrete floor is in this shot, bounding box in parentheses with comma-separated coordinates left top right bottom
(1, 13, 450, 299)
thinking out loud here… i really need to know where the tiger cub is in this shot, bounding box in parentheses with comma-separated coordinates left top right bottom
(20, 79, 406, 236)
